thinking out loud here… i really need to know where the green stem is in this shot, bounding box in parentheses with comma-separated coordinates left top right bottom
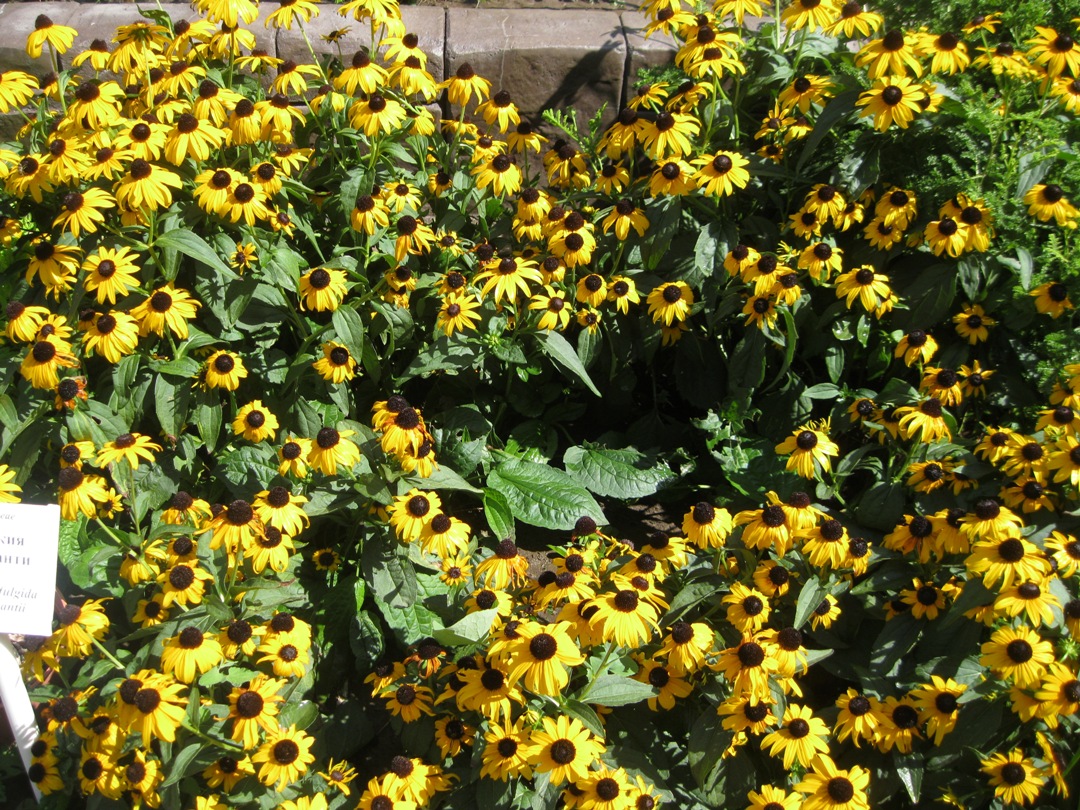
(93, 517, 127, 547)
(180, 718, 244, 751)
(578, 642, 615, 702)
(90, 637, 125, 671)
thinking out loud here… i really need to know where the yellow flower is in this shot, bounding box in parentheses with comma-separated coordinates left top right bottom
(980, 750, 1048, 806)
(233, 401, 280, 443)
(313, 342, 358, 383)
(252, 726, 316, 788)
(26, 15, 78, 59)
(130, 284, 201, 339)
(299, 267, 348, 312)
(856, 77, 927, 130)
(97, 433, 161, 469)
(775, 421, 839, 478)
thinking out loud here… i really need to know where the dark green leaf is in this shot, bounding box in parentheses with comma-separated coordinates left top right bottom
(563, 444, 675, 499)
(794, 576, 828, 629)
(487, 459, 604, 530)
(532, 331, 602, 396)
(483, 487, 515, 541)
(154, 229, 238, 279)
(433, 609, 498, 645)
(581, 675, 656, 707)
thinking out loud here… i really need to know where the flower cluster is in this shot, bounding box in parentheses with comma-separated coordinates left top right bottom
(0, 0, 1077, 808)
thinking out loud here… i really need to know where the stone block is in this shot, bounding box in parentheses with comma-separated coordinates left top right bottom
(275, 5, 445, 82)
(446, 8, 625, 129)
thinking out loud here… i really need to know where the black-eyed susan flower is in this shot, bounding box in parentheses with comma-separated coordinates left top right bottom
(57, 467, 110, 520)
(995, 579, 1060, 626)
(387, 488, 440, 542)
(312, 341, 357, 384)
(895, 397, 950, 443)
(257, 634, 310, 678)
(796, 754, 871, 810)
(745, 784, 801, 810)
(649, 159, 696, 196)
(1045, 531, 1080, 576)
(856, 76, 926, 130)
(856, 29, 924, 78)
(715, 634, 779, 697)
(530, 715, 605, 785)
(232, 401, 279, 444)
(201, 753, 255, 793)
(298, 267, 348, 312)
(924, 215, 968, 257)
(761, 705, 830, 769)
(480, 718, 533, 781)
(775, 421, 839, 479)
(601, 199, 650, 241)
(5, 301, 50, 343)
(97, 432, 161, 469)
(1028, 26, 1080, 78)
(161, 626, 224, 683)
(980, 625, 1055, 687)
(473, 255, 543, 305)
(588, 588, 659, 648)
(1031, 281, 1075, 317)
(307, 426, 361, 475)
(130, 284, 200, 340)
(454, 662, 521, 721)
(646, 281, 693, 326)
(781, 0, 840, 31)
(505, 621, 584, 696)
(835, 265, 891, 313)
(251, 725, 315, 788)
(980, 749, 1047, 806)
(202, 350, 247, 391)
(0, 69, 38, 113)
(952, 304, 994, 343)
(681, 501, 733, 549)
(1025, 184, 1079, 227)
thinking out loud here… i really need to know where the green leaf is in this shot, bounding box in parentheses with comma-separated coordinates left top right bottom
(192, 395, 222, 453)
(154, 375, 191, 439)
(562, 699, 605, 737)
(729, 330, 766, 391)
(582, 675, 656, 707)
(795, 89, 859, 174)
(687, 711, 733, 789)
(793, 576, 828, 629)
(563, 444, 675, 499)
(154, 229, 237, 279)
(332, 306, 366, 360)
(160, 743, 203, 787)
(532, 331, 602, 396)
(433, 609, 498, 645)
(279, 700, 318, 730)
(869, 615, 922, 675)
(802, 383, 841, 399)
(894, 753, 924, 804)
(483, 487, 515, 541)
(855, 482, 905, 532)
(487, 459, 605, 530)
(418, 465, 482, 494)
(661, 577, 725, 624)
(363, 544, 418, 609)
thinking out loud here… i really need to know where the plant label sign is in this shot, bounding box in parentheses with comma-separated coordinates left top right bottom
(0, 503, 61, 637)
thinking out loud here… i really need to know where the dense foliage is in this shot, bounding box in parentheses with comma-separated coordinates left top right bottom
(0, 0, 1078, 808)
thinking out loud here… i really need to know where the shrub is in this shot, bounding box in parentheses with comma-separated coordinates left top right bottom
(0, 0, 1078, 808)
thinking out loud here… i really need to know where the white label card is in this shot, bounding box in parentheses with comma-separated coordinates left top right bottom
(0, 503, 61, 637)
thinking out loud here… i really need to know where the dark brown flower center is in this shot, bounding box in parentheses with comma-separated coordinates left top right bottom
(529, 633, 558, 660)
